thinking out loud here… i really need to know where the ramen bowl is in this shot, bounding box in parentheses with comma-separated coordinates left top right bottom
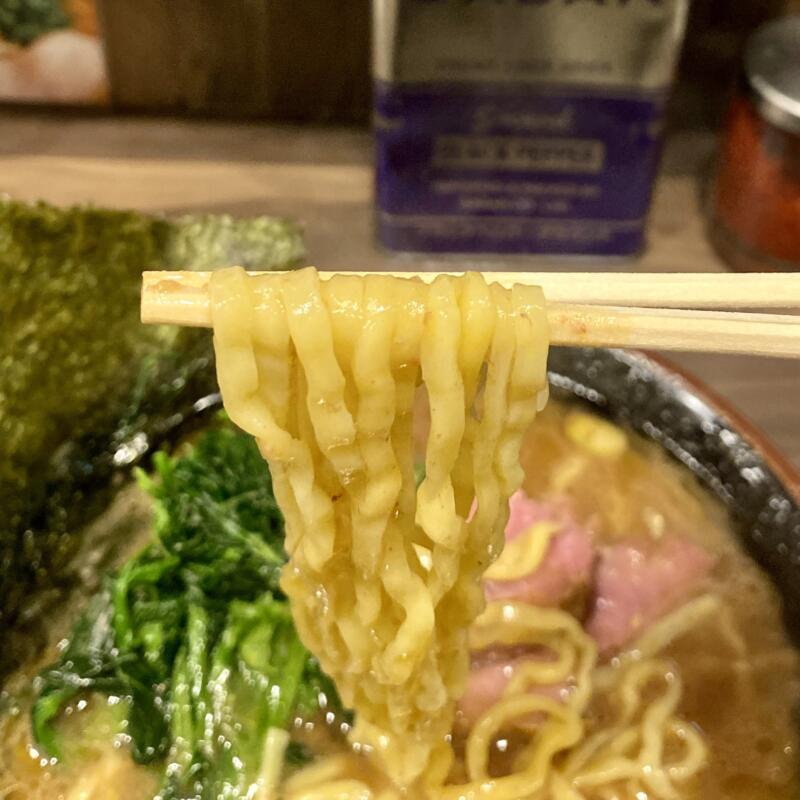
(2, 344, 799, 800)
(8, 345, 800, 658)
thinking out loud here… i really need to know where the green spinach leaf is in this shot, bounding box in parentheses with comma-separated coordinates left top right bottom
(31, 419, 345, 796)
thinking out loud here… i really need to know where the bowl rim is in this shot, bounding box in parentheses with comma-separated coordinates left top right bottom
(648, 351, 800, 504)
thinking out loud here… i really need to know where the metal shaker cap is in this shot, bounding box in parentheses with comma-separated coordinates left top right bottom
(745, 14, 800, 134)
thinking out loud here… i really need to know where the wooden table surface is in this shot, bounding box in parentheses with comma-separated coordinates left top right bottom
(2, 109, 798, 470)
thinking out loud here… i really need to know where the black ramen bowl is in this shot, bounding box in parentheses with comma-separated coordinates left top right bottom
(4, 346, 800, 678)
(122, 344, 800, 639)
(549, 346, 800, 644)
(73, 347, 800, 633)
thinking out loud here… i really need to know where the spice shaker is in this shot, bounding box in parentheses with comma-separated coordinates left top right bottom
(372, 0, 689, 258)
(711, 15, 800, 272)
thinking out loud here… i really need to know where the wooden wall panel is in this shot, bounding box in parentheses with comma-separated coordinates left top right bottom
(98, 0, 371, 122)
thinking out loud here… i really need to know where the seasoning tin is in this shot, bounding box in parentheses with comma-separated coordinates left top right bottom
(372, 0, 688, 257)
(711, 16, 800, 272)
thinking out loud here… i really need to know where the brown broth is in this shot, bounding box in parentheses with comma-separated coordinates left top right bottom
(1, 402, 798, 799)
(520, 403, 800, 800)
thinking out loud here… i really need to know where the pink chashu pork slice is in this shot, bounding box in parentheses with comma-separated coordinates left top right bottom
(585, 535, 715, 655)
(456, 646, 571, 729)
(456, 493, 593, 729)
(458, 493, 715, 728)
(483, 490, 595, 608)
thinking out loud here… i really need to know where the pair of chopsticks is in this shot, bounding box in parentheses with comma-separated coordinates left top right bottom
(140, 271, 800, 358)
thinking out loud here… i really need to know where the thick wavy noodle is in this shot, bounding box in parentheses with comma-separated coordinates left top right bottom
(209, 268, 723, 799)
(440, 542, 711, 799)
(282, 598, 715, 800)
(209, 267, 549, 788)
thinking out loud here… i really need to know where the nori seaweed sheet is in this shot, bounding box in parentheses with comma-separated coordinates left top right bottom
(0, 199, 305, 678)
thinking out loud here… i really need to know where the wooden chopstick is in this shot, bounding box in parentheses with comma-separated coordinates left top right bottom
(146, 270, 800, 310)
(140, 270, 800, 358)
(346, 271, 800, 309)
(547, 304, 800, 358)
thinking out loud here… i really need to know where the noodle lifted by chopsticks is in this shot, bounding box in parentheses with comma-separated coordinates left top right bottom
(209, 267, 714, 798)
(209, 267, 549, 787)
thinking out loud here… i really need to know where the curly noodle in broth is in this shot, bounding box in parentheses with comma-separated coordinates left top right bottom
(209, 267, 549, 787)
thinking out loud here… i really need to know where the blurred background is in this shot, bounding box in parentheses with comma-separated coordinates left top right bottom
(1, 0, 799, 467)
(1, 0, 796, 126)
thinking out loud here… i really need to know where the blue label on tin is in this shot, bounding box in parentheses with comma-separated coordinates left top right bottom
(374, 81, 667, 255)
